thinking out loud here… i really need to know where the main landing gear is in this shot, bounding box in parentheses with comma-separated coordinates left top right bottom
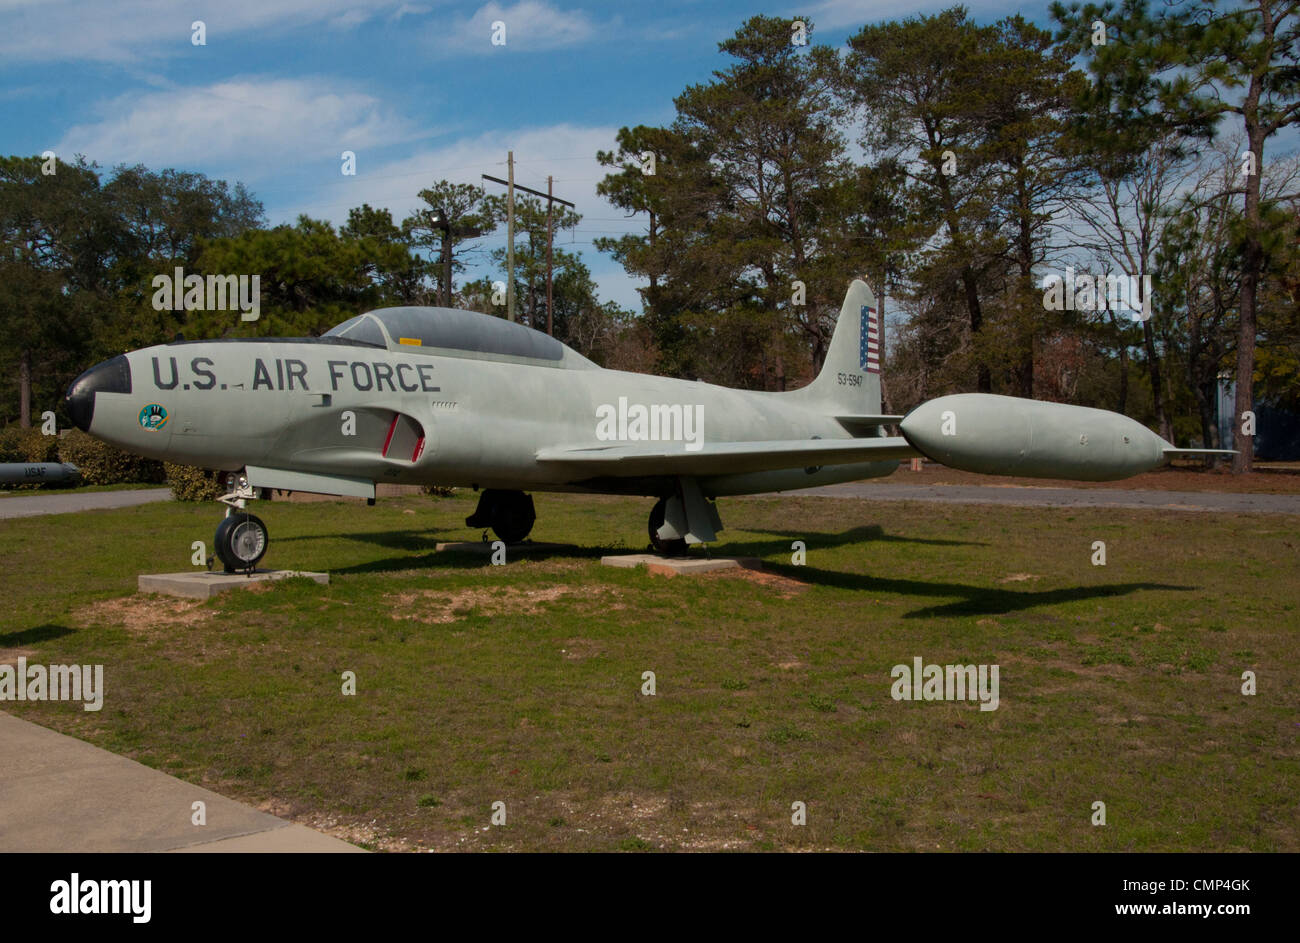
(647, 480, 722, 555)
(647, 497, 688, 556)
(466, 489, 536, 544)
(214, 472, 269, 573)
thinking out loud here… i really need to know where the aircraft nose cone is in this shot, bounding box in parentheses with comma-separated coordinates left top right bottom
(65, 355, 132, 432)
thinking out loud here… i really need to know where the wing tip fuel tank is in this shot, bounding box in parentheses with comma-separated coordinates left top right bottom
(899, 393, 1173, 482)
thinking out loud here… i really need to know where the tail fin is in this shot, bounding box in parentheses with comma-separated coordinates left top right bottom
(786, 280, 890, 425)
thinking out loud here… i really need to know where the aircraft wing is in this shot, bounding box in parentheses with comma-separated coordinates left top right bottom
(535, 436, 920, 477)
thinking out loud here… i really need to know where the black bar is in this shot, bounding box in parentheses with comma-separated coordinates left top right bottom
(7, 851, 1282, 931)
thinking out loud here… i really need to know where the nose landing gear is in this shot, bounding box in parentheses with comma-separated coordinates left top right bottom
(215, 472, 269, 573)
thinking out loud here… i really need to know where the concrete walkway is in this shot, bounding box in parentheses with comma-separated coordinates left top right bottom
(796, 482, 1300, 514)
(0, 488, 171, 519)
(0, 712, 361, 852)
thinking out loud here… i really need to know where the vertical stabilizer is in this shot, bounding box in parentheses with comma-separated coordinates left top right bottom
(785, 279, 884, 417)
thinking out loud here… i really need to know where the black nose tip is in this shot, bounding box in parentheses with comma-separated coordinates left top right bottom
(65, 355, 132, 432)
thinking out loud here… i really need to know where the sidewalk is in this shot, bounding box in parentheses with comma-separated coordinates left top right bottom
(0, 712, 363, 852)
(796, 482, 1300, 514)
(0, 488, 171, 519)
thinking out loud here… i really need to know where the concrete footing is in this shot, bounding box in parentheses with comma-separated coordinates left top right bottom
(138, 569, 329, 600)
(601, 553, 762, 576)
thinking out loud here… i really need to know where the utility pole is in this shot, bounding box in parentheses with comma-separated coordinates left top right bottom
(441, 231, 452, 307)
(482, 167, 575, 332)
(546, 175, 554, 336)
(506, 151, 515, 322)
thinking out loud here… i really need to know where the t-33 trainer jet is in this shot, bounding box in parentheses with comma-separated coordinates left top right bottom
(65, 280, 1228, 571)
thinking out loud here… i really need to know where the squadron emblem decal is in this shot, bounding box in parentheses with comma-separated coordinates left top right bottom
(138, 404, 168, 431)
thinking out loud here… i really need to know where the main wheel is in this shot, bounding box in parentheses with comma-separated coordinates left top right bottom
(490, 491, 535, 544)
(647, 498, 687, 556)
(214, 513, 269, 573)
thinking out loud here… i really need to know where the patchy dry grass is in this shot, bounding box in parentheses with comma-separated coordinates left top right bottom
(0, 489, 1297, 852)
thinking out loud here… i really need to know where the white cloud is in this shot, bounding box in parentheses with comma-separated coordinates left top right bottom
(55, 77, 421, 177)
(269, 122, 621, 224)
(329, 9, 372, 30)
(0, 0, 421, 63)
(257, 122, 648, 306)
(807, 0, 1025, 32)
(435, 1, 599, 54)
(391, 3, 432, 21)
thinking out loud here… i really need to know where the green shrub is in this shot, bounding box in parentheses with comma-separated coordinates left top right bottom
(0, 425, 61, 463)
(57, 429, 165, 485)
(421, 484, 457, 497)
(165, 463, 226, 501)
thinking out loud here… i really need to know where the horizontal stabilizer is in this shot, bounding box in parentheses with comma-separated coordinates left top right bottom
(536, 437, 918, 477)
(835, 414, 904, 436)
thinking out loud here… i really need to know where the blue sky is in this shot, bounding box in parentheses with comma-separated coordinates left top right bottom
(0, 0, 1022, 310)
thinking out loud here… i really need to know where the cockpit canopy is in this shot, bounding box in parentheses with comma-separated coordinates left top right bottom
(324, 306, 592, 368)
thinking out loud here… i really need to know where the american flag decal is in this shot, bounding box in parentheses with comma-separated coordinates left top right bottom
(860, 305, 880, 374)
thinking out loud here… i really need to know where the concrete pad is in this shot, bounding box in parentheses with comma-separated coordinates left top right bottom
(601, 553, 763, 576)
(138, 569, 329, 600)
(434, 541, 575, 555)
(0, 711, 361, 852)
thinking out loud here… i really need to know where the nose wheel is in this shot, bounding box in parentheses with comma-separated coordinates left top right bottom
(214, 512, 269, 573)
(214, 471, 270, 574)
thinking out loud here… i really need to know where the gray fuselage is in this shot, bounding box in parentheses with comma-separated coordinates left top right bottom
(91, 336, 894, 498)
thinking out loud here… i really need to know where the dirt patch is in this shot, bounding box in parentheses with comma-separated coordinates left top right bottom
(997, 573, 1041, 583)
(560, 638, 604, 660)
(73, 596, 217, 639)
(385, 585, 582, 624)
(705, 567, 810, 598)
(576, 791, 814, 851)
(249, 796, 413, 852)
(0, 646, 39, 667)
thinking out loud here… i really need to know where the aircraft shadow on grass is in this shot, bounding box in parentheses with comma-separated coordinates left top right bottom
(725, 524, 987, 551)
(276, 527, 457, 553)
(761, 564, 1193, 620)
(0, 624, 77, 647)
(288, 529, 619, 575)
(290, 522, 975, 562)
(283, 526, 1190, 620)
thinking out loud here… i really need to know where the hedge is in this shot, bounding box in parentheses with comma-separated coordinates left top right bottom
(165, 463, 227, 502)
(0, 425, 61, 464)
(55, 429, 166, 486)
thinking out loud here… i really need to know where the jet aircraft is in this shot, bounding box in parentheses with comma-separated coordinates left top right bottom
(64, 280, 1229, 571)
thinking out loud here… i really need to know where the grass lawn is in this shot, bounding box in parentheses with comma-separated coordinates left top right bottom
(1, 489, 1296, 851)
